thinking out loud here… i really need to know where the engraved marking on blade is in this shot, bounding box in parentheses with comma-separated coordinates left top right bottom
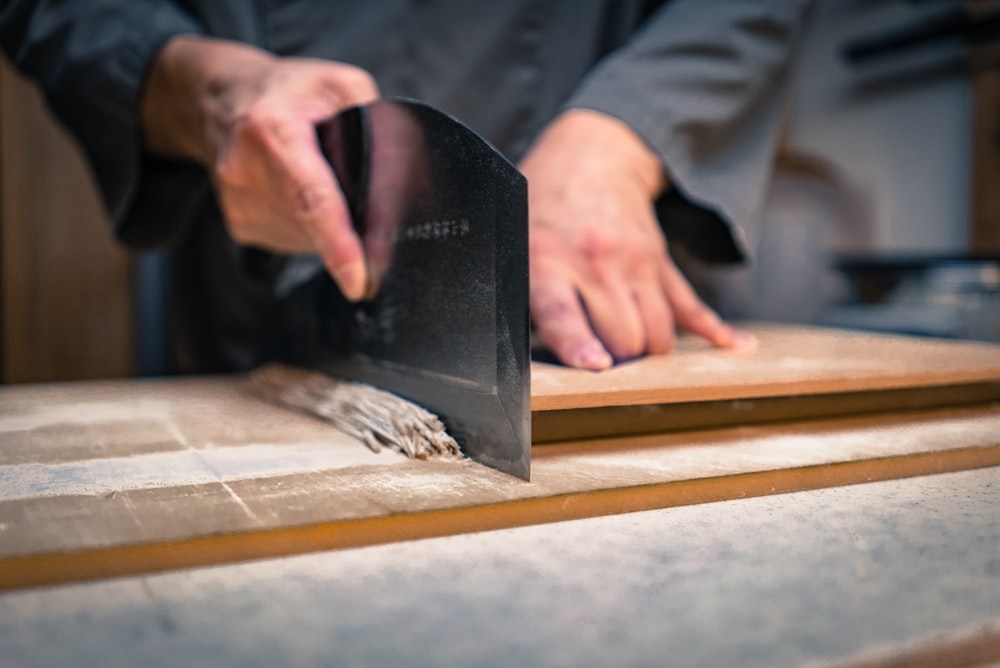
(399, 218, 471, 242)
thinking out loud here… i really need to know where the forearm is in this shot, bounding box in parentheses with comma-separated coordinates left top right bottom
(568, 0, 814, 156)
(565, 0, 815, 238)
(0, 0, 206, 228)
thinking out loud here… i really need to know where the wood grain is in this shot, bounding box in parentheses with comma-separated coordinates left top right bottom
(531, 324, 1000, 411)
(0, 59, 133, 383)
(532, 324, 1000, 441)
(972, 65, 1000, 253)
(531, 381, 1000, 442)
(1, 373, 998, 591)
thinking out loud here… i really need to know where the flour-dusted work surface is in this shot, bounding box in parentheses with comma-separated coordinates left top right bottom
(1, 372, 999, 589)
(3, 323, 1000, 591)
(1, 468, 998, 668)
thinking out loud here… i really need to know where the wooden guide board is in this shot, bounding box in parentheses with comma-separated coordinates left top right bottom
(533, 324, 1000, 410)
(0, 325, 999, 590)
(532, 324, 1000, 441)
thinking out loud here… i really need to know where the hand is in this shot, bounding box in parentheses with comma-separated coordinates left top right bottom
(141, 35, 379, 300)
(521, 109, 754, 370)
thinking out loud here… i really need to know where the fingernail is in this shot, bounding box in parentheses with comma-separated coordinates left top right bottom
(730, 330, 757, 350)
(333, 261, 367, 301)
(573, 342, 613, 370)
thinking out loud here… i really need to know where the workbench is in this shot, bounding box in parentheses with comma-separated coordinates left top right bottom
(2, 325, 999, 666)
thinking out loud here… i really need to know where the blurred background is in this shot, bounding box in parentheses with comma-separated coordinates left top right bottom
(692, 0, 1000, 346)
(1, 0, 998, 384)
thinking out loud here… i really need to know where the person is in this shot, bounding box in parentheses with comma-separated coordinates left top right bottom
(0, 0, 814, 372)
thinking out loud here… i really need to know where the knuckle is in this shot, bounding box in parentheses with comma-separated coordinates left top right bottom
(342, 66, 377, 94)
(679, 303, 718, 329)
(610, 332, 645, 361)
(233, 108, 268, 141)
(234, 106, 293, 150)
(328, 231, 360, 263)
(647, 329, 676, 355)
(291, 182, 335, 221)
(577, 225, 621, 262)
(533, 298, 576, 326)
(320, 64, 378, 102)
(530, 285, 576, 326)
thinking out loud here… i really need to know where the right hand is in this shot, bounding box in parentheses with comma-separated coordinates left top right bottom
(141, 35, 380, 300)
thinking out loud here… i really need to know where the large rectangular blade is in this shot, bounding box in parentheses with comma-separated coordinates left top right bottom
(295, 98, 530, 479)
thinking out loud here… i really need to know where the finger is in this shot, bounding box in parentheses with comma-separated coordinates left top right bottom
(283, 128, 368, 301)
(215, 186, 314, 252)
(324, 64, 380, 109)
(531, 273, 612, 370)
(581, 263, 646, 361)
(290, 63, 380, 117)
(634, 281, 676, 355)
(660, 258, 756, 350)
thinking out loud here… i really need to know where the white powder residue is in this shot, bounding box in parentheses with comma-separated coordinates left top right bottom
(0, 441, 401, 502)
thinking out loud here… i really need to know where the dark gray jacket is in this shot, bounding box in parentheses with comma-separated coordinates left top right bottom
(1, 0, 813, 371)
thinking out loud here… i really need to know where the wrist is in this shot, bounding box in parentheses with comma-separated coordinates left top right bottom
(141, 35, 276, 166)
(550, 109, 668, 199)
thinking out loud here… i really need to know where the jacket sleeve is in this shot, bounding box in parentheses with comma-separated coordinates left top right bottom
(0, 0, 208, 248)
(564, 0, 815, 261)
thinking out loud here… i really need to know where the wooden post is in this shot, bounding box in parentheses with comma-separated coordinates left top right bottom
(0, 60, 134, 383)
(969, 0, 1000, 252)
(971, 66, 1000, 252)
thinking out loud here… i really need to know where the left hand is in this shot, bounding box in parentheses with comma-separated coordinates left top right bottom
(520, 109, 754, 370)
